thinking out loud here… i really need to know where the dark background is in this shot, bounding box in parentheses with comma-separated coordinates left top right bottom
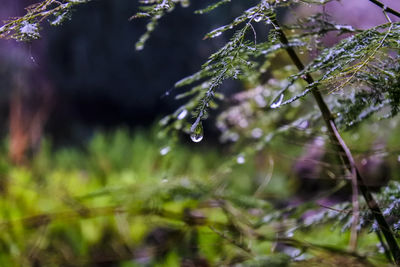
(0, 0, 250, 146)
(42, 0, 258, 145)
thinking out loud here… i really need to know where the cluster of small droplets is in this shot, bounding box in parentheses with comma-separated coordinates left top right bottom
(50, 12, 68, 26)
(18, 21, 40, 41)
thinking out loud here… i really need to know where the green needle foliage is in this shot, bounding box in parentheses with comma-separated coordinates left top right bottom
(0, 0, 89, 41)
(2, 0, 400, 265)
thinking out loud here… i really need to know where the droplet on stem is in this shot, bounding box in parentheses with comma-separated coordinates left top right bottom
(190, 121, 204, 143)
(177, 109, 188, 120)
(136, 43, 144, 51)
(270, 94, 284, 109)
(254, 15, 263, 22)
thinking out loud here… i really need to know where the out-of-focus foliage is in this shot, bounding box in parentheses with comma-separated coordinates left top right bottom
(0, 127, 398, 266)
(0, 128, 261, 265)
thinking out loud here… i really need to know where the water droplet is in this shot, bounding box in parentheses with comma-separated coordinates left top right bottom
(286, 230, 294, 238)
(397, 155, 400, 162)
(270, 94, 284, 109)
(254, 15, 263, 22)
(190, 121, 204, 143)
(236, 154, 245, 164)
(177, 109, 188, 120)
(160, 146, 170, 156)
(136, 43, 144, 51)
(191, 132, 203, 143)
(162, 178, 168, 183)
(211, 31, 222, 38)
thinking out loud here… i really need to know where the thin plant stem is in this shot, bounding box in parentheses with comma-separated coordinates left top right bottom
(329, 120, 359, 251)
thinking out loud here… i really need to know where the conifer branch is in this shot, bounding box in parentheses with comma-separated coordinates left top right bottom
(270, 16, 400, 265)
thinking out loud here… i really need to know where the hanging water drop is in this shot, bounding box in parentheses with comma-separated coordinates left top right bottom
(270, 94, 284, 109)
(190, 121, 204, 143)
(19, 21, 40, 40)
(180, 0, 190, 8)
(136, 43, 144, 51)
(286, 230, 294, 238)
(177, 109, 188, 120)
(236, 154, 246, 164)
(160, 146, 170, 156)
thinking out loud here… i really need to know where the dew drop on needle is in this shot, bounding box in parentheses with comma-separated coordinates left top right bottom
(270, 94, 284, 109)
(190, 121, 204, 143)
